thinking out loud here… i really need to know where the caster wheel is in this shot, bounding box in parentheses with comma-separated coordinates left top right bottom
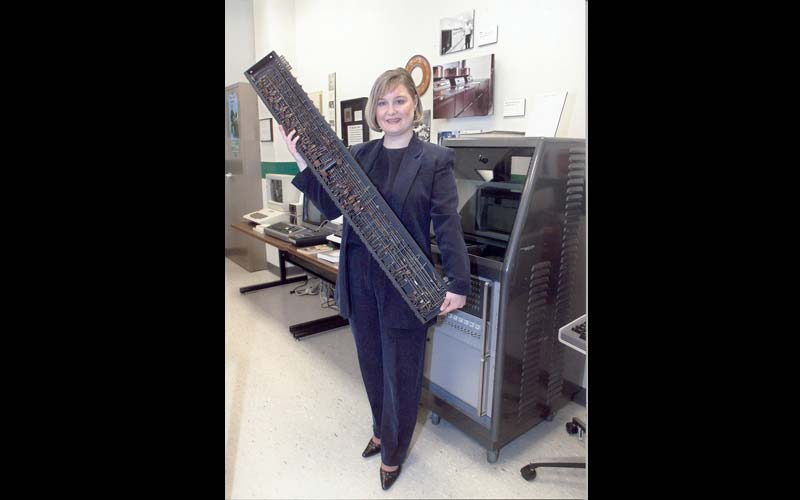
(566, 421, 579, 434)
(430, 413, 441, 425)
(520, 465, 537, 481)
(487, 449, 499, 463)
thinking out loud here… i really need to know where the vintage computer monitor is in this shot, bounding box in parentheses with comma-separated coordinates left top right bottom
(301, 195, 326, 230)
(265, 173, 301, 212)
(300, 195, 342, 235)
(474, 182, 523, 242)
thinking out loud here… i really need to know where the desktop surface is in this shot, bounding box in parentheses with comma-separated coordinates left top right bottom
(232, 221, 340, 279)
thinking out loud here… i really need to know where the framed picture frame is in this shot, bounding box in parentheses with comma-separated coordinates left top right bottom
(260, 118, 273, 142)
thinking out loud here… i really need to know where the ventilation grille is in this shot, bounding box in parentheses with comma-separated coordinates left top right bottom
(518, 261, 553, 420)
(533, 153, 588, 418)
(556, 156, 586, 327)
(518, 152, 586, 421)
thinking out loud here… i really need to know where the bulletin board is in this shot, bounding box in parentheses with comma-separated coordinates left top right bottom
(340, 97, 369, 147)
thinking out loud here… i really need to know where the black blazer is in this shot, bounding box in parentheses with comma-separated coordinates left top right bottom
(292, 133, 470, 328)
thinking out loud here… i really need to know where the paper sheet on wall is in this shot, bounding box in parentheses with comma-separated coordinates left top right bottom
(347, 124, 364, 145)
(503, 98, 526, 117)
(476, 23, 498, 46)
(525, 91, 568, 137)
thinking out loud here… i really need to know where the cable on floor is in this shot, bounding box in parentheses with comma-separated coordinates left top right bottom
(319, 280, 338, 310)
(291, 277, 320, 296)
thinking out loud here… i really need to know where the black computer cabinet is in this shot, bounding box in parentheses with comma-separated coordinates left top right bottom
(424, 136, 586, 462)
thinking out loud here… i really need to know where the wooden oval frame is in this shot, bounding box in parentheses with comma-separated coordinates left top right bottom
(405, 54, 432, 97)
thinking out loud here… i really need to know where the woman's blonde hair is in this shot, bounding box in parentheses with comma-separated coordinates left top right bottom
(365, 68, 424, 132)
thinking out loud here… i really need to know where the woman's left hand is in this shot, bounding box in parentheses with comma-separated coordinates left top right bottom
(439, 292, 467, 316)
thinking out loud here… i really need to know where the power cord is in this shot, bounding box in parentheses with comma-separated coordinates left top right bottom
(319, 280, 338, 310)
(291, 277, 320, 296)
(289, 272, 337, 309)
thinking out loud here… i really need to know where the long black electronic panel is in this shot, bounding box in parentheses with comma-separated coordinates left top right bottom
(244, 52, 447, 323)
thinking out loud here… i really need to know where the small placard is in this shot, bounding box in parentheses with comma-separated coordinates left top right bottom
(477, 23, 498, 46)
(347, 124, 364, 145)
(503, 98, 526, 117)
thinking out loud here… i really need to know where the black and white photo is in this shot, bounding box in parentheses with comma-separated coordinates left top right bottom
(439, 10, 475, 55)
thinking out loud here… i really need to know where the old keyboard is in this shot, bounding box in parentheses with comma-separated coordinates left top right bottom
(262, 221, 306, 242)
(558, 314, 587, 354)
(572, 320, 586, 340)
(245, 52, 447, 323)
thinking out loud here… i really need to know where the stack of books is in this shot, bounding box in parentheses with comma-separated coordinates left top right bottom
(316, 249, 340, 263)
(295, 244, 332, 255)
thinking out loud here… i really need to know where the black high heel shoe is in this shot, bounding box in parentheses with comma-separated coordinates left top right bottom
(361, 438, 381, 458)
(380, 464, 401, 490)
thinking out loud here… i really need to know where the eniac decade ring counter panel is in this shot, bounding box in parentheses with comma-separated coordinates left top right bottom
(245, 52, 447, 324)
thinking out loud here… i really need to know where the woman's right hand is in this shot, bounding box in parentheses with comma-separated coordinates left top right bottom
(277, 124, 308, 171)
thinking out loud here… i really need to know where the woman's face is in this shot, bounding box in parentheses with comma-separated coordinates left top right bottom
(375, 84, 416, 138)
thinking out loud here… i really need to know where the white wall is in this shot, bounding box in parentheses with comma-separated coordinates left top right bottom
(253, 0, 298, 162)
(227, 0, 585, 274)
(225, 0, 256, 87)
(242, 0, 585, 163)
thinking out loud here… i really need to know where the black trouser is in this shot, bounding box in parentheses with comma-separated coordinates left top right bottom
(347, 243, 428, 466)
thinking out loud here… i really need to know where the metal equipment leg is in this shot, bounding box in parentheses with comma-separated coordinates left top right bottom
(289, 315, 349, 340)
(520, 417, 586, 481)
(239, 250, 307, 294)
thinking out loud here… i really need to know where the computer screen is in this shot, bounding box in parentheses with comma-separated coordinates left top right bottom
(474, 182, 522, 241)
(269, 178, 284, 204)
(302, 196, 326, 229)
(445, 143, 534, 245)
(264, 173, 300, 211)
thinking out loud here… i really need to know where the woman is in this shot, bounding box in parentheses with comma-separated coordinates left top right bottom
(278, 68, 470, 490)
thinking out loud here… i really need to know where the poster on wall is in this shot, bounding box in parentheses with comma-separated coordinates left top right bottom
(227, 91, 240, 154)
(327, 73, 337, 134)
(439, 10, 475, 55)
(432, 53, 494, 119)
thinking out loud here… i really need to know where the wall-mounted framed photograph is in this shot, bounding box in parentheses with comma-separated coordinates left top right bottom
(432, 53, 495, 119)
(260, 118, 273, 142)
(440, 10, 475, 55)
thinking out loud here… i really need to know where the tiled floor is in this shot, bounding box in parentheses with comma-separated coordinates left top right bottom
(225, 258, 587, 499)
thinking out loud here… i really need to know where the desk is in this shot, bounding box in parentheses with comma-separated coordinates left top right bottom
(232, 221, 348, 340)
